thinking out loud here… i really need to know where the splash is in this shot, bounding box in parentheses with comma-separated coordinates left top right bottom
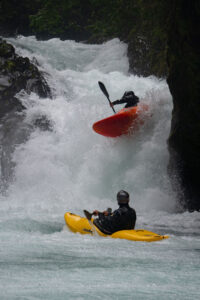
(2, 36, 176, 215)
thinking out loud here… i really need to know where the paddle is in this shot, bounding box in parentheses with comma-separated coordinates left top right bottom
(98, 81, 116, 114)
(83, 210, 93, 221)
(83, 210, 97, 235)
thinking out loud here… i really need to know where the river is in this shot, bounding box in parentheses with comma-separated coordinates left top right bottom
(0, 36, 199, 299)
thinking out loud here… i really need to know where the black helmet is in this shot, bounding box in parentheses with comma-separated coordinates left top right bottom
(123, 91, 135, 97)
(117, 190, 129, 204)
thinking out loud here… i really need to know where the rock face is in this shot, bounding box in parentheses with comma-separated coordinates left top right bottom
(0, 38, 51, 119)
(127, 34, 167, 78)
(0, 38, 51, 191)
(167, 1, 200, 211)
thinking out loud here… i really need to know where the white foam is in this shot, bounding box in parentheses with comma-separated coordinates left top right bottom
(2, 36, 177, 216)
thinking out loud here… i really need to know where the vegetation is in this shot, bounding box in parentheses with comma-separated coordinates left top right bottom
(0, 0, 169, 76)
(0, 0, 42, 35)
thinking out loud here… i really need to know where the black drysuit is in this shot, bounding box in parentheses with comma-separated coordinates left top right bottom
(93, 204, 136, 235)
(112, 91, 139, 108)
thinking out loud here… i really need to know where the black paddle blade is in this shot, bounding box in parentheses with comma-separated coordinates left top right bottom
(98, 81, 110, 100)
(83, 210, 93, 221)
(98, 81, 116, 114)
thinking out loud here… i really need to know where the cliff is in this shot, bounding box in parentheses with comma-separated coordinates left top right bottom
(167, 0, 200, 211)
(0, 38, 51, 119)
(0, 38, 51, 189)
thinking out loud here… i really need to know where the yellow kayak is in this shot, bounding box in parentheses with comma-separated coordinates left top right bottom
(64, 212, 169, 242)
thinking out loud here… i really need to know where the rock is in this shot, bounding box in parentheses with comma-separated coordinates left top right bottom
(128, 35, 152, 77)
(167, 1, 200, 211)
(0, 39, 15, 58)
(0, 38, 51, 119)
(0, 38, 52, 191)
(0, 111, 32, 191)
(34, 116, 53, 131)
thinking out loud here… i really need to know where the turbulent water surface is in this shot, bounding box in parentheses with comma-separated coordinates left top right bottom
(0, 36, 199, 299)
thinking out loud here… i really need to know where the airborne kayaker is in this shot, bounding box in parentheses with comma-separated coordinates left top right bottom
(110, 91, 139, 109)
(92, 190, 137, 235)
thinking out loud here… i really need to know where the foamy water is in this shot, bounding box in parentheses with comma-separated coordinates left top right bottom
(0, 36, 199, 300)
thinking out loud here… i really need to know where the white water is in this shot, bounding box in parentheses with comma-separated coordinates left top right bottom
(0, 36, 199, 299)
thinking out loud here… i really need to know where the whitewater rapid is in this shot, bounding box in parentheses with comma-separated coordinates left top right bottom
(0, 36, 199, 300)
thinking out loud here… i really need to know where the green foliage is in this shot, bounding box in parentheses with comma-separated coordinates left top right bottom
(0, 0, 42, 34)
(86, 0, 140, 41)
(5, 60, 15, 71)
(0, 0, 171, 75)
(29, 0, 92, 39)
(30, 1, 65, 35)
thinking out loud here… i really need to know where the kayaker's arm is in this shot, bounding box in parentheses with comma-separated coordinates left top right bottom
(112, 93, 139, 107)
(97, 209, 120, 221)
(111, 99, 126, 106)
(93, 210, 99, 216)
(93, 208, 112, 216)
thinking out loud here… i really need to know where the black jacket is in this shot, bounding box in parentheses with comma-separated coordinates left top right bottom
(93, 204, 136, 235)
(112, 91, 139, 108)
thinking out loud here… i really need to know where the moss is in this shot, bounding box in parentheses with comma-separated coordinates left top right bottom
(5, 60, 15, 71)
(0, 40, 14, 58)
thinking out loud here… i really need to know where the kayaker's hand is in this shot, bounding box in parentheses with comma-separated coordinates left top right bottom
(103, 210, 109, 216)
(93, 210, 99, 216)
(110, 102, 114, 108)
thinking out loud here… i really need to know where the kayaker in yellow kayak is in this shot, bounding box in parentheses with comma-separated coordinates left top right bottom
(110, 91, 139, 108)
(92, 190, 137, 235)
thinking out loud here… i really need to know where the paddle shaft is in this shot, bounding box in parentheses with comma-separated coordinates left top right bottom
(83, 210, 97, 235)
(98, 81, 116, 114)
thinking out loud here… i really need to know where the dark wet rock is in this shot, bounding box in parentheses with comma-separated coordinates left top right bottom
(0, 110, 32, 192)
(0, 38, 52, 191)
(128, 36, 168, 78)
(167, 1, 200, 211)
(0, 111, 52, 193)
(128, 36, 152, 77)
(0, 38, 51, 119)
(31, 57, 40, 66)
(34, 116, 53, 131)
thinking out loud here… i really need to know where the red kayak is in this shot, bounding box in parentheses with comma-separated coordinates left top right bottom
(93, 104, 149, 138)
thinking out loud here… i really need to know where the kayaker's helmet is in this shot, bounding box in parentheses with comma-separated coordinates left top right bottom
(117, 190, 129, 204)
(123, 91, 135, 97)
